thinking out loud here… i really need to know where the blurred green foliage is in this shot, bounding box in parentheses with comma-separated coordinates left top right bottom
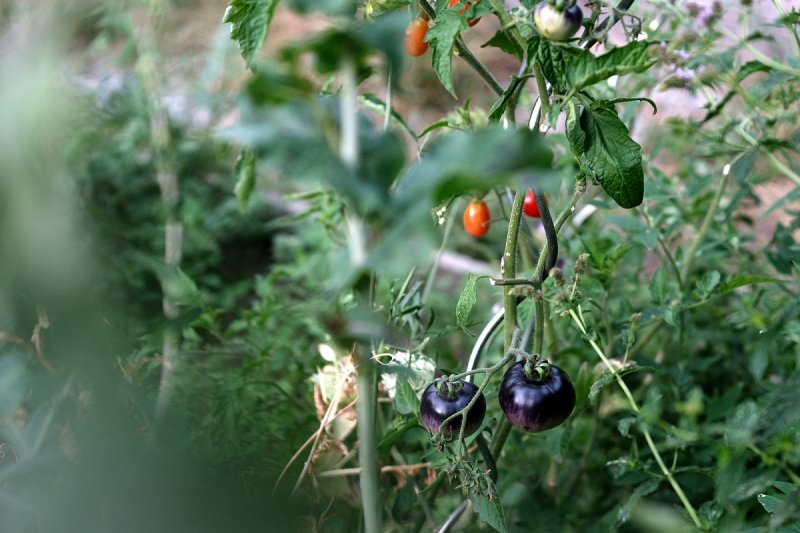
(1, 0, 799, 532)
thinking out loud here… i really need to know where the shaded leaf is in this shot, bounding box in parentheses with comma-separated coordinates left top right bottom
(223, 0, 280, 66)
(456, 274, 478, 330)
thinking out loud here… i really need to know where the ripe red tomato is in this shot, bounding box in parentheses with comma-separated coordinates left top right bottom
(463, 199, 490, 237)
(449, 0, 481, 26)
(523, 189, 547, 218)
(405, 18, 429, 57)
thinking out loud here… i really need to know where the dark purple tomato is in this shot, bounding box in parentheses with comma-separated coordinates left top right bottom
(498, 360, 575, 432)
(534, 3, 583, 41)
(419, 380, 486, 438)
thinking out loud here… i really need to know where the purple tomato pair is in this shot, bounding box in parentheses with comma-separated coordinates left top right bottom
(419, 359, 576, 437)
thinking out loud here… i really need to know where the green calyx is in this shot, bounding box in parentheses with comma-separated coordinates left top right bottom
(523, 358, 551, 382)
(435, 376, 464, 399)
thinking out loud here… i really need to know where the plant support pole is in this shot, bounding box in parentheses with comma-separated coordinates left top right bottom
(132, 1, 182, 420)
(340, 56, 382, 533)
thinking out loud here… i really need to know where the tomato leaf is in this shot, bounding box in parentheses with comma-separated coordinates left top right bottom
(578, 104, 644, 208)
(488, 74, 534, 123)
(233, 147, 256, 212)
(394, 376, 420, 415)
(565, 101, 586, 157)
(482, 30, 523, 60)
(223, 0, 281, 66)
(456, 274, 478, 330)
(427, 10, 466, 98)
(528, 37, 658, 92)
(469, 489, 509, 533)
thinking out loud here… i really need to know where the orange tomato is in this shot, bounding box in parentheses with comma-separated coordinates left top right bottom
(463, 199, 491, 237)
(405, 18, 429, 57)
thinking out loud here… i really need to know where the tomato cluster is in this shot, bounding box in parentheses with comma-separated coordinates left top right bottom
(419, 358, 575, 439)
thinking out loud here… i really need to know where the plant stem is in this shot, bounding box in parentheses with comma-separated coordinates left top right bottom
(569, 308, 703, 529)
(679, 167, 729, 284)
(533, 297, 545, 355)
(416, 0, 504, 96)
(532, 63, 551, 132)
(476, 433, 498, 482)
(131, 4, 182, 421)
(339, 56, 382, 533)
(354, 345, 382, 533)
(502, 192, 525, 348)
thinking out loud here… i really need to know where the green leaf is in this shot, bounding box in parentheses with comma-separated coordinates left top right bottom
(394, 376, 420, 415)
(565, 101, 586, 158)
(456, 274, 478, 330)
(589, 365, 653, 405)
(617, 416, 637, 438)
(427, 10, 466, 98)
(773, 481, 799, 495)
(579, 104, 644, 208)
(757, 493, 783, 514)
(377, 416, 420, 456)
(616, 479, 660, 527)
(488, 74, 534, 123)
(233, 147, 256, 212)
(469, 489, 509, 533)
(223, 0, 280, 66)
(649, 266, 667, 305)
(695, 270, 721, 299)
(482, 30, 523, 60)
(528, 37, 658, 92)
(717, 274, 783, 294)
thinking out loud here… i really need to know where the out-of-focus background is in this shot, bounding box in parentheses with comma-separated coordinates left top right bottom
(1, 0, 799, 531)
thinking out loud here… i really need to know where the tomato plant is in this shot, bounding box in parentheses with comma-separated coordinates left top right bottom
(404, 18, 429, 57)
(462, 199, 490, 237)
(449, 0, 481, 27)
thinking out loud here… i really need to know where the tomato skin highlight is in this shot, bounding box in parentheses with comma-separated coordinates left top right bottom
(523, 189, 547, 218)
(449, 0, 481, 26)
(405, 18, 429, 57)
(533, 3, 583, 41)
(463, 199, 491, 237)
(498, 361, 576, 432)
(419, 381, 486, 438)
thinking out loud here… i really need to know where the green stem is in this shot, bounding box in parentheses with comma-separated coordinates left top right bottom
(532, 63, 551, 132)
(502, 192, 525, 348)
(569, 308, 703, 529)
(416, 0, 504, 96)
(354, 346, 381, 533)
(679, 167, 730, 284)
(488, 0, 525, 54)
(533, 297, 545, 355)
(476, 433, 498, 482)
